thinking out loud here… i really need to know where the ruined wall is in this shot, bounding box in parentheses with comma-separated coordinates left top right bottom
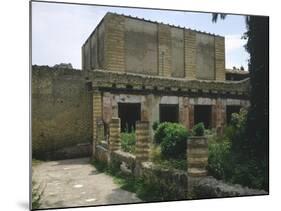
(32, 65, 92, 159)
(196, 33, 215, 80)
(82, 13, 225, 81)
(124, 18, 158, 75)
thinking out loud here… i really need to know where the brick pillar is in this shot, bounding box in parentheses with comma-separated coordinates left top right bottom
(136, 121, 150, 162)
(158, 24, 172, 77)
(187, 136, 208, 198)
(184, 29, 196, 80)
(109, 118, 121, 153)
(104, 13, 125, 72)
(215, 36, 225, 81)
(179, 97, 195, 130)
(187, 137, 208, 177)
(134, 121, 150, 176)
(212, 99, 227, 134)
(93, 91, 102, 157)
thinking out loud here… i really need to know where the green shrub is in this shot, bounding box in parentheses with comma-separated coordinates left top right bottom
(152, 121, 159, 131)
(120, 132, 136, 153)
(150, 145, 186, 170)
(154, 122, 189, 159)
(207, 141, 232, 180)
(154, 122, 170, 144)
(207, 108, 268, 190)
(192, 122, 205, 136)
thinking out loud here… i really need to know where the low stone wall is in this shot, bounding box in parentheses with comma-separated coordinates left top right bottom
(95, 145, 109, 163)
(192, 176, 268, 198)
(141, 162, 187, 199)
(111, 150, 136, 175)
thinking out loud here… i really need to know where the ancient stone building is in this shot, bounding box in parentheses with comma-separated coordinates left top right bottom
(32, 12, 249, 159)
(82, 12, 249, 140)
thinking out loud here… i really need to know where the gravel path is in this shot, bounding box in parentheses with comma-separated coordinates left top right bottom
(32, 157, 141, 209)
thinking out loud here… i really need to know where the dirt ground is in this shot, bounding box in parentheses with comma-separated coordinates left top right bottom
(32, 157, 141, 209)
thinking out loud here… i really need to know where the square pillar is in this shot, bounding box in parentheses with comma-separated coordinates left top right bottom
(109, 118, 121, 153)
(92, 90, 102, 157)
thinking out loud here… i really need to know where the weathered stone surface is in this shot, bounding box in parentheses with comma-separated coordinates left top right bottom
(187, 136, 208, 177)
(82, 13, 227, 82)
(89, 70, 250, 97)
(140, 162, 188, 199)
(32, 66, 92, 160)
(193, 176, 268, 198)
(95, 145, 109, 163)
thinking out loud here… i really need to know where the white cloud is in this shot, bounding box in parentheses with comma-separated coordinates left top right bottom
(225, 34, 247, 53)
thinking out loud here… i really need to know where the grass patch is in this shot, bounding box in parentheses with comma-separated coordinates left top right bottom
(32, 180, 44, 209)
(120, 132, 136, 154)
(150, 145, 186, 171)
(91, 159, 183, 201)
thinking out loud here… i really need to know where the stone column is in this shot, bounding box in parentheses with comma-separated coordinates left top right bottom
(134, 121, 150, 176)
(212, 98, 226, 135)
(187, 136, 208, 177)
(135, 121, 150, 162)
(187, 136, 208, 198)
(109, 118, 121, 153)
(92, 90, 102, 157)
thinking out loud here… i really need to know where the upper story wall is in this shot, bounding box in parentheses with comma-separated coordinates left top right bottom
(82, 12, 225, 81)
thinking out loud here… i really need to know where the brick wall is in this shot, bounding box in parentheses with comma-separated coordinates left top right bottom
(83, 13, 226, 82)
(32, 66, 92, 159)
(184, 29, 197, 80)
(104, 14, 125, 71)
(215, 37, 226, 81)
(158, 24, 172, 77)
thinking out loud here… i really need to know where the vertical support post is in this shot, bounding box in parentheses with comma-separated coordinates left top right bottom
(187, 136, 208, 198)
(109, 118, 121, 153)
(134, 121, 150, 176)
(187, 137, 208, 177)
(92, 90, 102, 158)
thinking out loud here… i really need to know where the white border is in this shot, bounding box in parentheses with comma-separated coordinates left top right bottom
(0, 0, 279, 211)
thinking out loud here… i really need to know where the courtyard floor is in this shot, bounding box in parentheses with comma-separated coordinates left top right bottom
(32, 157, 141, 209)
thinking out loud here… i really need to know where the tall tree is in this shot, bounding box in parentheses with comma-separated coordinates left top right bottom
(244, 16, 269, 160)
(212, 14, 269, 190)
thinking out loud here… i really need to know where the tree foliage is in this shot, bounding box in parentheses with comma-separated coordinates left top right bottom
(211, 14, 269, 191)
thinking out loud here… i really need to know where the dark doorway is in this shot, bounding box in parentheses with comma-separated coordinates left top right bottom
(159, 104, 179, 123)
(194, 105, 212, 129)
(226, 105, 241, 124)
(118, 103, 141, 132)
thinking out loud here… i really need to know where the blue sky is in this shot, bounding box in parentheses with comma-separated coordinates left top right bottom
(32, 1, 249, 70)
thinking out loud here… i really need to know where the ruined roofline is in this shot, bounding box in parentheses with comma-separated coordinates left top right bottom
(88, 69, 250, 98)
(83, 11, 224, 47)
(90, 68, 249, 85)
(105, 12, 224, 38)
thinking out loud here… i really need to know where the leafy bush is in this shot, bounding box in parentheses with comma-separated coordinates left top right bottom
(154, 122, 189, 159)
(120, 132, 136, 153)
(150, 145, 186, 170)
(192, 122, 205, 136)
(208, 141, 231, 180)
(152, 121, 159, 131)
(154, 122, 170, 144)
(207, 108, 268, 190)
